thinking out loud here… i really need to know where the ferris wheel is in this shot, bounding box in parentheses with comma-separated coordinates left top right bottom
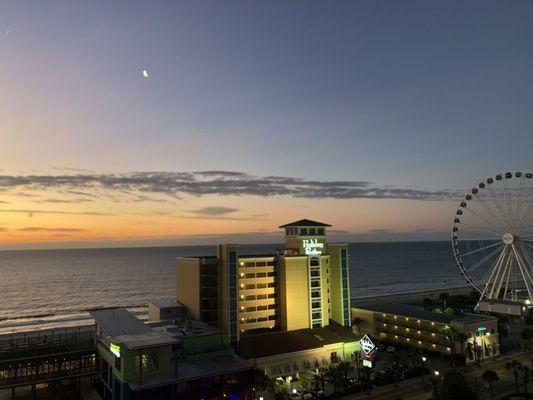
(452, 171, 533, 303)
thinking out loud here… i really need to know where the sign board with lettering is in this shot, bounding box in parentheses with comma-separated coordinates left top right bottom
(110, 343, 121, 358)
(302, 239, 324, 255)
(359, 335, 375, 355)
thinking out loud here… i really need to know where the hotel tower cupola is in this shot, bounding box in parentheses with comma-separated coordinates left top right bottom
(279, 219, 331, 256)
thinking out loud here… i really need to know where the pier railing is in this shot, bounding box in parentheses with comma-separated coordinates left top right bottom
(0, 325, 97, 388)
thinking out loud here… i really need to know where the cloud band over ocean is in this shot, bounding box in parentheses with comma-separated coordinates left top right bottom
(0, 171, 458, 201)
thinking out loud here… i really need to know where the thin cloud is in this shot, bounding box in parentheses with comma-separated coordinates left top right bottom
(18, 227, 87, 232)
(190, 206, 239, 216)
(0, 209, 108, 216)
(0, 171, 458, 201)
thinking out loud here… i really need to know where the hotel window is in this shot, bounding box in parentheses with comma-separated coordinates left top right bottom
(309, 228, 316, 235)
(245, 295, 256, 301)
(268, 293, 276, 298)
(300, 228, 308, 235)
(267, 271, 277, 277)
(317, 228, 325, 235)
(257, 305, 268, 311)
(256, 283, 267, 289)
(256, 272, 267, 278)
(257, 294, 268, 300)
(245, 262, 255, 268)
(134, 353, 159, 373)
(245, 284, 256, 290)
(268, 304, 277, 310)
(268, 282, 276, 288)
(245, 306, 256, 312)
(244, 273, 255, 278)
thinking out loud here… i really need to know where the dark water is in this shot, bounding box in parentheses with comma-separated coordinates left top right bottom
(0, 242, 464, 333)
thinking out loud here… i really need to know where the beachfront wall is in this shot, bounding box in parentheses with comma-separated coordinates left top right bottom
(351, 306, 499, 363)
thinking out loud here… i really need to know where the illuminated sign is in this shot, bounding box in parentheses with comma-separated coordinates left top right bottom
(359, 335, 375, 355)
(302, 239, 324, 255)
(362, 359, 373, 368)
(477, 326, 487, 332)
(110, 343, 121, 358)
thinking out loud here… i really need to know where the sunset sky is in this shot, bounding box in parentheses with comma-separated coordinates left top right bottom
(1, 1, 532, 249)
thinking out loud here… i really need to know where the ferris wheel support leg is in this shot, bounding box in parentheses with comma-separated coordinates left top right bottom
(511, 245, 533, 302)
(494, 251, 512, 300)
(488, 247, 510, 299)
(480, 248, 507, 301)
(502, 254, 513, 300)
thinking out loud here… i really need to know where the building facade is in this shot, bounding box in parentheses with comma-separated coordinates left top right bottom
(176, 219, 352, 342)
(352, 303, 500, 363)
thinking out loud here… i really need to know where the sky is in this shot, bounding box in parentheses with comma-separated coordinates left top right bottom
(0, 1, 532, 249)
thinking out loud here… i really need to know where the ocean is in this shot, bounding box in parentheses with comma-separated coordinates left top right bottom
(0, 241, 466, 334)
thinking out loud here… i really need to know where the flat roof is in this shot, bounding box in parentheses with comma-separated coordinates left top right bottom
(149, 298, 183, 309)
(279, 219, 331, 228)
(90, 308, 177, 349)
(354, 303, 496, 325)
(238, 322, 357, 359)
(177, 354, 253, 381)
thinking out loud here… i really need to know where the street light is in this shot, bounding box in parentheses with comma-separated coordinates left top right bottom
(292, 389, 297, 394)
(434, 370, 440, 376)
(422, 356, 427, 362)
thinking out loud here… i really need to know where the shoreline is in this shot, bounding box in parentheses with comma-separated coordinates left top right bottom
(351, 285, 473, 306)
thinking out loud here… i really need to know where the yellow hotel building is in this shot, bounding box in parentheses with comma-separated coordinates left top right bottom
(176, 219, 352, 346)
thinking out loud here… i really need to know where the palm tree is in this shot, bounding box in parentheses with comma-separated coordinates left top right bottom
(352, 317, 363, 338)
(439, 324, 458, 356)
(506, 360, 523, 394)
(481, 369, 499, 389)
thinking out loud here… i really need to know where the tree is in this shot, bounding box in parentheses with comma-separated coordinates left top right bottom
(352, 317, 363, 338)
(253, 368, 275, 393)
(506, 360, 523, 395)
(481, 370, 499, 389)
(444, 307, 455, 316)
(441, 370, 478, 400)
(439, 292, 451, 309)
(439, 324, 458, 356)
(423, 298, 433, 309)
(325, 364, 344, 399)
(337, 361, 352, 379)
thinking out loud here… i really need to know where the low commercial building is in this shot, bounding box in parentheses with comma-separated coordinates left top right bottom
(238, 321, 359, 377)
(91, 302, 254, 400)
(352, 303, 499, 363)
(477, 299, 532, 320)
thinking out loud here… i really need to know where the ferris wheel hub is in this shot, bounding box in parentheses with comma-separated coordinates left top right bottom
(502, 233, 515, 245)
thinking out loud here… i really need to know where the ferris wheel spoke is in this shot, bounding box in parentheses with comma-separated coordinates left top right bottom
(502, 178, 519, 232)
(464, 243, 505, 274)
(511, 244, 533, 301)
(476, 196, 509, 233)
(457, 222, 502, 238)
(514, 188, 533, 236)
(486, 184, 512, 232)
(518, 243, 533, 273)
(489, 247, 512, 299)
(459, 240, 503, 257)
(462, 207, 505, 236)
(511, 175, 526, 232)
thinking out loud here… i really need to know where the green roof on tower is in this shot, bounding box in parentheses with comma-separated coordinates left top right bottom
(278, 219, 332, 228)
